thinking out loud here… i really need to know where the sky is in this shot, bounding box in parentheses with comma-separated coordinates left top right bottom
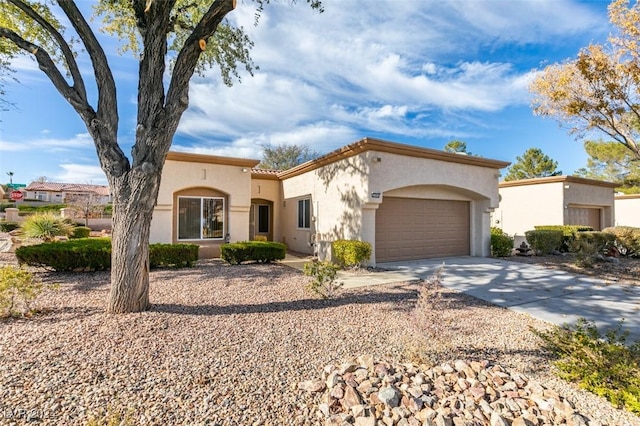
(0, 0, 615, 186)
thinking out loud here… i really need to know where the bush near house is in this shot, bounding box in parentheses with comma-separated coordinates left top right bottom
(490, 227, 514, 257)
(534, 225, 593, 252)
(525, 229, 564, 255)
(331, 240, 372, 268)
(0, 221, 20, 232)
(571, 232, 617, 267)
(149, 243, 199, 268)
(603, 226, 640, 258)
(16, 239, 199, 271)
(220, 241, 287, 265)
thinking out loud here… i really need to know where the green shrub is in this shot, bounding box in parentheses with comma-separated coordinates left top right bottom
(572, 231, 616, 255)
(220, 241, 287, 265)
(16, 239, 199, 271)
(303, 260, 342, 299)
(490, 228, 514, 257)
(0, 266, 43, 317)
(17, 204, 66, 213)
(0, 221, 20, 232)
(533, 319, 640, 414)
(331, 240, 372, 268)
(16, 238, 112, 271)
(20, 213, 73, 241)
(0, 203, 15, 213)
(70, 226, 91, 239)
(535, 225, 593, 251)
(149, 243, 199, 268)
(603, 226, 640, 258)
(525, 229, 564, 255)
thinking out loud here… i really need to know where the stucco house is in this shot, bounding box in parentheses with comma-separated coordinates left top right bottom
(615, 194, 640, 227)
(24, 182, 112, 204)
(492, 176, 617, 243)
(150, 137, 510, 264)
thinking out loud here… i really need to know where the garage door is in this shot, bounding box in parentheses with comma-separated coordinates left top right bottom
(568, 207, 601, 230)
(375, 197, 470, 262)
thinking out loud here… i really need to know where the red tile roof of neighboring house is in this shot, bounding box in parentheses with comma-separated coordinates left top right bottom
(25, 182, 110, 196)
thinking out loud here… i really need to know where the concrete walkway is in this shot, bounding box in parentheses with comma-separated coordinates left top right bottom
(281, 254, 640, 342)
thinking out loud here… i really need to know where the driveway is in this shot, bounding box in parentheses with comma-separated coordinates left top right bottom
(376, 257, 640, 343)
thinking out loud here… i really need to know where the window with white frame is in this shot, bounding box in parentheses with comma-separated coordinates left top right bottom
(297, 198, 311, 229)
(178, 196, 224, 240)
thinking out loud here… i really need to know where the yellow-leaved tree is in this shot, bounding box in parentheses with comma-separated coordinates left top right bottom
(530, 0, 640, 160)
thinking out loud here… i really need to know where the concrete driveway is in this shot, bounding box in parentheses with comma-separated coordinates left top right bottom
(376, 257, 640, 343)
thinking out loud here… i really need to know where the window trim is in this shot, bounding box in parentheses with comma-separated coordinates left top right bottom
(177, 196, 225, 241)
(297, 198, 311, 230)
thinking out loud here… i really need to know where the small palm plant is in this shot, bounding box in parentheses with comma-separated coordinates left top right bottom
(20, 213, 73, 242)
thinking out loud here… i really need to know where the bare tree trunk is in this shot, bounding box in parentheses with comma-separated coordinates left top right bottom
(106, 170, 161, 314)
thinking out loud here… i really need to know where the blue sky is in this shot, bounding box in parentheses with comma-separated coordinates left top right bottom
(0, 0, 613, 186)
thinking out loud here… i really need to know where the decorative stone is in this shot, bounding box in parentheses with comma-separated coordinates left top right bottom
(378, 386, 401, 408)
(298, 379, 325, 393)
(341, 385, 363, 409)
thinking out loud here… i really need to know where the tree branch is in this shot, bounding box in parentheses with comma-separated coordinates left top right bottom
(165, 0, 235, 124)
(7, 0, 87, 103)
(0, 27, 90, 117)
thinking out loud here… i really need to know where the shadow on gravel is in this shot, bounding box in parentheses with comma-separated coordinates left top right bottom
(152, 284, 420, 316)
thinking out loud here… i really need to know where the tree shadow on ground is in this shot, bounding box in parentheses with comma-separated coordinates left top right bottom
(152, 283, 420, 316)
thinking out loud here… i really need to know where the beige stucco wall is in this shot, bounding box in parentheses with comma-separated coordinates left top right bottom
(151, 155, 256, 257)
(615, 195, 640, 227)
(281, 150, 502, 263)
(494, 177, 616, 240)
(493, 182, 565, 238)
(280, 153, 371, 255)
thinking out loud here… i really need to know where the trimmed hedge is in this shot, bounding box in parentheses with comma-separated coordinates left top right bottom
(16, 239, 199, 271)
(16, 238, 112, 271)
(535, 225, 593, 252)
(0, 221, 20, 232)
(572, 231, 616, 255)
(525, 229, 564, 255)
(490, 227, 514, 257)
(332, 240, 372, 268)
(70, 226, 91, 239)
(149, 243, 199, 268)
(220, 241, 287, 265)
(603, 226, 640, 258)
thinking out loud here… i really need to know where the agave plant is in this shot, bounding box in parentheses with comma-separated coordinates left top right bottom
(20, 213, 73, 242)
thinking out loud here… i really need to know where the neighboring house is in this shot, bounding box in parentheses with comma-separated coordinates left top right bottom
(615, 194, 640, 227)
(493, 176, 617, 243)
(24, 182, 112, 204)
(151, 137, 510, 264)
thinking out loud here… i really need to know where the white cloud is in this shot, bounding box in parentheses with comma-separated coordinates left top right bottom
(55, 164, 107, 185)
(176, 0, 604, 153)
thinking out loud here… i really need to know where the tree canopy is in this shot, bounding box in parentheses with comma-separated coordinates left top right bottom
(258, 143, 320, 170)
(530, 0, 640, 160)
(575, 139, 640, 193)
(0, 0, 322, 313)
(503, 147, 562, 181)
(443, 140, 471, 155)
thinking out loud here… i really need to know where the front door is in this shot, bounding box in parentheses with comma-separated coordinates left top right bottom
(249, 200, 273, 241)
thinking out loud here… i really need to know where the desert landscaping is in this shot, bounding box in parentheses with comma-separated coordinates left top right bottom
(0, 252, 638, 425)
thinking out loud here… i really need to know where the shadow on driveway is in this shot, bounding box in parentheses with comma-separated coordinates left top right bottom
(379, 257, 640, 343)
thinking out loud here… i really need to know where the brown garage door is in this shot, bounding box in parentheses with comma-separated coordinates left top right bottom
(375, 197, 470, 262)
(567, 207, 601, 230)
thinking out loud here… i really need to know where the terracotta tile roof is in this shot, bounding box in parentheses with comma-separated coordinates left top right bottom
(250, 168, 281, 175)
(25, 182, 110, 196)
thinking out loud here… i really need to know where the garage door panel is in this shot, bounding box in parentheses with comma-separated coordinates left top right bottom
(376, 197, 470, 262)
(567, 207, 601, 231)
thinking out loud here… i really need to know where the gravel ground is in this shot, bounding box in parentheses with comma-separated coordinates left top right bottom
(0, 253, 639, 426)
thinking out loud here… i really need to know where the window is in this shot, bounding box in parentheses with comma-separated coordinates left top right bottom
(257, 205, 269, 234)
(178, 196, 224, 240)
(298, 198, 311, 229)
